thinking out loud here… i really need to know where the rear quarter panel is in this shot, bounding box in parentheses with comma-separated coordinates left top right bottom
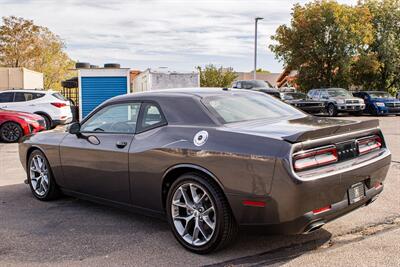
(128, 125, 285, 212)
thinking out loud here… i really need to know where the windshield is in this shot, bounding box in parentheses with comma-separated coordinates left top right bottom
(368, 92, 392, 98)
(326, 89, 352, 98)
(202, 93, 303, 124)
(242, 80, 271, 88)
(283, 93, 306, 100)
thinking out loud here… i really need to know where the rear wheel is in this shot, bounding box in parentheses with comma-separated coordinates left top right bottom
(0, 122, 23, 143)
(37, 114, 52, 130)
(327, 104, 338, 117)
(28, 150, 60, 200)
(166, 173, 237, 254)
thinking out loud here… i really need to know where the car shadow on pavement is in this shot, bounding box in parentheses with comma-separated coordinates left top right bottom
(0, 183, 332, 266)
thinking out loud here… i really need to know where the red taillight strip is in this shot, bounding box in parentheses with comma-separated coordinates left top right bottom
(312, 205, 331, 215)
(356, 135, 382, 155)
(242, 200, 266, 207)
(293, 145, 338, 171)
(51, 102, 67, 108)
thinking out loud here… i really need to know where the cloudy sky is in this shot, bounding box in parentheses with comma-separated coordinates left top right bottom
(1, 0, 356, 73)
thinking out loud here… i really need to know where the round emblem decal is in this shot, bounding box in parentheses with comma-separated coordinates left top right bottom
(193, 130, 208, 146)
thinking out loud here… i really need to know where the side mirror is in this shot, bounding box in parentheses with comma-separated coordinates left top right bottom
(68, 122, 81, 134)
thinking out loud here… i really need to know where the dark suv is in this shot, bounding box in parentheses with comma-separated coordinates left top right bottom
(308, 88, 365, 116)
(232, 80, 281, 98)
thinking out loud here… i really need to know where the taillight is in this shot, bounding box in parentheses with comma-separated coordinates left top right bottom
(357, 135, 382, 155)
(293, 146, 338, 171)
(312, 205, 331, 215)
(51, 102, 67, 108)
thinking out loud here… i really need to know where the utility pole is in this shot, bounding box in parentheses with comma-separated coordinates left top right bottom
(254, 17, 263, 80)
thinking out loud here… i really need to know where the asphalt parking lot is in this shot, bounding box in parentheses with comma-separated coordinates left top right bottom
(0, 116, 399, 267)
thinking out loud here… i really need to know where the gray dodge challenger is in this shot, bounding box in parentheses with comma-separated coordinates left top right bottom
(19, 88, 391, 253)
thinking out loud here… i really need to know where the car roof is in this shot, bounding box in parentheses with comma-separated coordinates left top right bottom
(312, 88, 346, 91)
(1, 89, 53, 93)
(110, 87, 263, 102)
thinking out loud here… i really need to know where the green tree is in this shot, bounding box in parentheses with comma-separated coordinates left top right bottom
(0, 16, 74, 90)
(196, 64, 238, 87)
(269, 0, 373, 91)
(358, 0, 400, 92)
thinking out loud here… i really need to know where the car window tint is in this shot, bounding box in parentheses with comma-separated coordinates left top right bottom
(81, 103, 140, 133)
(0, 92, 14, 103)
(140, 103, 166, 130)
(320, 91, 329, 98)
(14, 92, 45, 102)
(203, 93, 303, 124)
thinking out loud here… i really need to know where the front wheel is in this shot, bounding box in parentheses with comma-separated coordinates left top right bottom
(327, 104, 338, 117)
(0, 122, 23, 143)
(27, 150, 60, 200)
(166, 173, 237, 254)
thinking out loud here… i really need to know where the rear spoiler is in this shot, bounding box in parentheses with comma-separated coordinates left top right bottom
(283, 119, 379, 143)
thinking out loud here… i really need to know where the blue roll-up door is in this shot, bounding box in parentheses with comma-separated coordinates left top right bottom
(81, 76, 127, 118)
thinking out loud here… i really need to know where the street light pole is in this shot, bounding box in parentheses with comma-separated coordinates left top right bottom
(254, 17, 263, 80)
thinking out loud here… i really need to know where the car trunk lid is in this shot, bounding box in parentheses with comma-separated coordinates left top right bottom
(225, 116, 379, 143)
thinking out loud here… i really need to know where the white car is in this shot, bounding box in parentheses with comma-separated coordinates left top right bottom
(0, 89, 73, 129)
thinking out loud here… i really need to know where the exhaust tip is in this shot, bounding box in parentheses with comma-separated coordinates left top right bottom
(304, 221, 325, 234)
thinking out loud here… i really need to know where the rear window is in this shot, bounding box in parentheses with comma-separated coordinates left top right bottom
(203, 93, 303, 124)
(52, 93, 68, 101)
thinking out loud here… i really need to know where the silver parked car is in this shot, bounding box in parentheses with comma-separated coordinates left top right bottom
(308, 88, 365, 116)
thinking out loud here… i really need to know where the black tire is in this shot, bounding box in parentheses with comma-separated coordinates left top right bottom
(327, 103, 338, 117)
(27, 150, 61, 201)
(38, 114, 52, 130)
(75, 62, 90, 69)
(0, 122, 23, 143)
(166, 173, 237, 254)
(371, 107, 379, 116)
(104, 63, 121, 68)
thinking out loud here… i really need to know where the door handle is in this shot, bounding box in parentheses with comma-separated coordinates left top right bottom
(116, 141, 128, 149)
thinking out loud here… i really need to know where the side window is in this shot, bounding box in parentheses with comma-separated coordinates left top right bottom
(81, 103, 140, 133)
(14, 92, 26, 102)
(138, 103, 166, 132)
(0, 92, 14, 103)
(14, 92, 45, 102)
(319, 91, 326, 99)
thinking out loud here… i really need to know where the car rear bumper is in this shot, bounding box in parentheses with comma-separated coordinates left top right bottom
(53, 117, 73, 126)
(245, 184, 384, 235)
(226, 149, 391, 234)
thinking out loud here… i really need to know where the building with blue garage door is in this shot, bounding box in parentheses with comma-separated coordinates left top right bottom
(78, 64, 130, 120)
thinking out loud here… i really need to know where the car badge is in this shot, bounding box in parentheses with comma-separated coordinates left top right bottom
(193, 130, 208, 146)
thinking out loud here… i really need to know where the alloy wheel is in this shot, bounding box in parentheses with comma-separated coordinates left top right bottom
(1, 122, 22, 142)
(29, 155, 50, 196)
(171, 182, 216, 246)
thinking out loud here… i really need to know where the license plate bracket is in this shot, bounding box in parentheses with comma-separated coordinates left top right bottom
(348, 182, 365, 204)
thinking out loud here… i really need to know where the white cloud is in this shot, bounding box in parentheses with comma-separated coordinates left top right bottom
(0, 0, 357, 72)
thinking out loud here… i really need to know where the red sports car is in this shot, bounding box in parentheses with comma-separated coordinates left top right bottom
(0, 109, 46, 143)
